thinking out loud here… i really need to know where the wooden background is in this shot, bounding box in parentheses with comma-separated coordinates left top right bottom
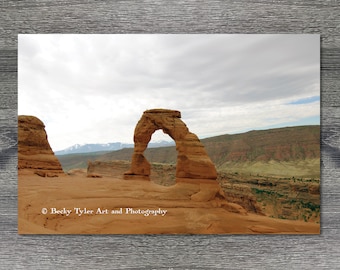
(1, 1, 339, 269)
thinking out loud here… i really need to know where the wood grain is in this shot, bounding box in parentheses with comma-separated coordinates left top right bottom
(1, 0, 339, 268)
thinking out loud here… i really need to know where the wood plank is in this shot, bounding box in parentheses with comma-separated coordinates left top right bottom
(0, 0, 339, 268)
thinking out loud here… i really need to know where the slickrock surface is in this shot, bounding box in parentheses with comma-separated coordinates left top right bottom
(18, 172, 319, 234)
(125, 109, 217, 180)
(17, 114, 319, 234)
(18, 115, 64, 177)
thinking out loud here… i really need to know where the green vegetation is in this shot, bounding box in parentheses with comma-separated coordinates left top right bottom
(219, 171, 320, 223)
(251, 188, 284, 198)
(301, 201, 320, 212)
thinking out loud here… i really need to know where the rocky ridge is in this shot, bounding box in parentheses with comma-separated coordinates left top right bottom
(18, 115, 64, 177)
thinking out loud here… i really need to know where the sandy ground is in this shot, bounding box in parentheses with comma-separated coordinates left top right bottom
(18, 171, 320, 234)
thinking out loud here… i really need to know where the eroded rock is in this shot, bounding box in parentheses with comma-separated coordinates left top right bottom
(124, 109, 217, 181)
(18, 115, 64, 177)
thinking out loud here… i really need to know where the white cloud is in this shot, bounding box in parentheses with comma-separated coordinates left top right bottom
(18, 34, 320, 151)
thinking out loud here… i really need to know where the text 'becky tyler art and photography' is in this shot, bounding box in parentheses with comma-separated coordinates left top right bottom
(41, 207, 168, 217)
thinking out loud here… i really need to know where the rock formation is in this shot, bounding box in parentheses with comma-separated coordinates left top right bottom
(87, 160, 130, 178)
(124, 109, 217, 181)
(88, 160, 176, 185)
(18, 115, 64, 177)
(219, 182, 264, 215)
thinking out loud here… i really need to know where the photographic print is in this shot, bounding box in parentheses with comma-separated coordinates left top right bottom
(18, 34, 320, 234)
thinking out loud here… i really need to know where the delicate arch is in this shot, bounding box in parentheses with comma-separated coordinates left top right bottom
(124, 109, 217, 181)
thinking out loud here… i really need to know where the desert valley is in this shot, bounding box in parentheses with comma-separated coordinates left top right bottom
(18, 110, 320, 234)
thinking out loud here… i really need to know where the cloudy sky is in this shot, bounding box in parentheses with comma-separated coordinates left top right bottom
(18, 34, 320, 152)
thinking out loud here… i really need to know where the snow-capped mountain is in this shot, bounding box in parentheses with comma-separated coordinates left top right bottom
(55, 141, 175, 155)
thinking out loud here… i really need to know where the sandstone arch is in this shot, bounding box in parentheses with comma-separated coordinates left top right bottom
(124, 109, 217, 181)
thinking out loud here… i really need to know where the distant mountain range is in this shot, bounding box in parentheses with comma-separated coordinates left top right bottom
(56, 126, 320, 178)
(55, 140, 175, 155)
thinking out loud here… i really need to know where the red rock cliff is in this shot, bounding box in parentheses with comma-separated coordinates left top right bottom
(18, 115, 64, 177)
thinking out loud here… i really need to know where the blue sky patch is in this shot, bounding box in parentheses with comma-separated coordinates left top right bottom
(288, 96, 320, 105)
